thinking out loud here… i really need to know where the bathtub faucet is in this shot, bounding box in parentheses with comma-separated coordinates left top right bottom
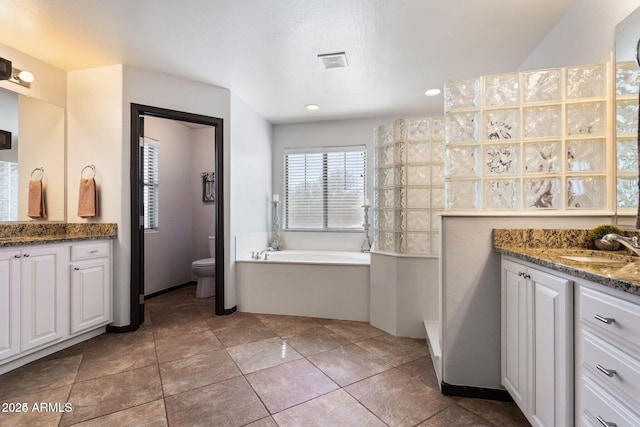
(252, 247, 274, 260)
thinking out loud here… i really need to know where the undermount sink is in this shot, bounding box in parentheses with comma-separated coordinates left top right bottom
(559, 255, 630, 264)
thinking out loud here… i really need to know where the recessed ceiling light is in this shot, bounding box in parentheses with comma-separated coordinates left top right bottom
(305, 104, 320, 111)
(318, 52, 348, 69)
(425, 88, 441, 96)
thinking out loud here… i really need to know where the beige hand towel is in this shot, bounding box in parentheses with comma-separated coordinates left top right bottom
(27, 179, 46, 218)
(78, 178, 98, 218)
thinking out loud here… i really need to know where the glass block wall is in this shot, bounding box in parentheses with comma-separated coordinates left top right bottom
(444, 63, 610, 211)
(374, 117, 444, 255)
(615, 60, 640, 212)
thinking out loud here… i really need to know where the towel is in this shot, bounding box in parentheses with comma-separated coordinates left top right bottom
(78, 178, 98, 218)
(27, 179, 46, 218)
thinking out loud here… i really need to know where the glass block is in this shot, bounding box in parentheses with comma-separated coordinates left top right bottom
(445, 180, 481, 210)
(616, 99, 638, 134)
(523, 69, 561, 103)
(484, 179, 520, 210)
(408, 118, 430, 141)
(394, 141, 406, 164)
(617, 177, 639, 209)
(394, 232, 406, 253)
(567, 176, 605, 209)
(431, 210, 443, 230)
(616, 61, 640, 95)
(617, 138, 638, 172)
(524, 178, 561, 209)
(407, 232, 429, 254)
(567, 139, 605, 172)
(394, 187, 406, 209)
(378, 167, 394, 187)
(407, 210, 429, 231)
(377, 144, 394, 167)
(378, 123, 393, 145)
(524, 105, 561, 138)
(432, 117, 445, 140)
(378, 232, 394, 252)
(484, 144, 520, 175)
(431, 142, 444, 163)
(407, 142, 430, 163)
(484, 73, 520, 106)
(395, 209, 406, 231)
(407, 187, 429, 208)
(566, 102, 605, 136)
(431, 164, 445, 184)
(431, 186, 444, 208)
(566, 64, 606, 99)
(394, 165, 406, 186)
(485, 109, 520, 140)
(524, 141, 561, 174)
(378, 188, 395, 208)
(431, 232, 440, 255)
(446, 112, 480, 143)
(408, 165, 429, 185)
(445, 77, 480, 110)
(445, 145, 480, 178)
(393, 119, 406, 142)
(377, 209, 395, 230)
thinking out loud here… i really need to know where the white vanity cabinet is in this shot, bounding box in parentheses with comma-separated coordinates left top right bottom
(501, 257, 573, 427)
(0, 249, 21, 360)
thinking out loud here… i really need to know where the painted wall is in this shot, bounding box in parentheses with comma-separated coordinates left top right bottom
(191, 127, 216, 262)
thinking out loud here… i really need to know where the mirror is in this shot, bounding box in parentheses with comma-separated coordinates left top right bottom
(0, 86, 65, 221)
(615, 7, 640, 214)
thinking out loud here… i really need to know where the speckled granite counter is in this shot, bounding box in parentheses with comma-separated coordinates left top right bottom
(494, 228, 640, 297)
(0, 223, 117, 247)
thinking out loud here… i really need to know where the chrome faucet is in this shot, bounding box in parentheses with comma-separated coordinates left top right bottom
(600, 233, 640, 256)
(251, 247, 274, 260)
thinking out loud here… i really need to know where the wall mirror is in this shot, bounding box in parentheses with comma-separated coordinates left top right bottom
(615, 6, 640, 216)
(0, 86, 65, 222)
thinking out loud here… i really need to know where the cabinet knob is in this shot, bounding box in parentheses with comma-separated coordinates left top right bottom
(596, 364, 617, 378)
(14, 254, 21, 258)
(594, 314, 615, 325)
(518, 271, 524, 277)
(23, 254, 30, 257)
(523, 273, 531, 279)
(74, 267, 80, 271)
(596, 415, 617, 427)
(90, 250, 99, 254)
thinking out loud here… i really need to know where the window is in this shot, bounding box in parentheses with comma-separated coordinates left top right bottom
(142, 138, 159, 230)
(284, 145, 366, 230)
(0, 161, 18, 221)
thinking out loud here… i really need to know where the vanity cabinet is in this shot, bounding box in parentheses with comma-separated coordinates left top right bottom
(0, 249, 20, 360)
(501, 257, 573, 427)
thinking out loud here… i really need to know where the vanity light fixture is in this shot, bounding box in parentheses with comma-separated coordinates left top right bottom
(9, 67, 35, 88)
(425, 88, 441, 96)
(305, 104, 320, 111)
(0, 57, 11, 80)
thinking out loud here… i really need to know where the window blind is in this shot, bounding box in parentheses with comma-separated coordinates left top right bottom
(0, 161, 18, 221)
(142, 139, 159, 230)
(284, 145, 366, 230)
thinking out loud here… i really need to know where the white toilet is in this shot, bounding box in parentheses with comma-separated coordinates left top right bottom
(192, 236, 216, 298)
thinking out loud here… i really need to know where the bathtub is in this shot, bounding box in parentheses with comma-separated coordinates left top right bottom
(236, 250, 370, 321)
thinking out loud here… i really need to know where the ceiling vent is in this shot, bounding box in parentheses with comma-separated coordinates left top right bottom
(318, 52, 348, 69)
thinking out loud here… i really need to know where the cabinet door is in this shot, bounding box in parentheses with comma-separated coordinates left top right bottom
(501, 258, 530, 412)
(70, 258, 111, 335)
(530, 269, 572, 427)
(0, 250, 20, 361)
(21, 245, 68, 351)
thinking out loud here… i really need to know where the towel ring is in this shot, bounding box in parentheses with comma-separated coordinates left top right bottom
(81, 164, 96, 179)
(30, 167, 44, 180)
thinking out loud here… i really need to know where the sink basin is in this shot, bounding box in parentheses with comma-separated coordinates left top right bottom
(559, 255, 629, 264)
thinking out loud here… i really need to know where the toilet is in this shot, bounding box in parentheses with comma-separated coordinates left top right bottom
(192, 236, 216, 298)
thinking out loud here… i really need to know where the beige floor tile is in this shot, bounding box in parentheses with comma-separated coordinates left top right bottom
(417, 404, 494, 426)
(254, 313, 324, 336)
(0, 355, 82, 401)
(152, 317, 211, 340)
(227, 337, 303, 374)
(273, 389, 386, 427)
(246, 358, 338, 413)
(70, 399, 168, 427)
(160, 349, 241, 396)
(283, 326, 351, 356)
(356, 334, 430, 366)
(325, 320, 386, 342)
(397, 356, 440, 389)
(212, 317, 278, 347)
(154, 328, 222, 363)
(346, 368, 455, 426)
(307, 344, 392, 386)
(0, 385, 71, 427)
(244, 416, 278, 427)
(206, 311, 259, 331)
(164, 376, 268, 426)
(75, 339, 158, 382)
(457, 397, 530, 426)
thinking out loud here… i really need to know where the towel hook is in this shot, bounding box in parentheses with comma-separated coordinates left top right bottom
(30, 167, 44, 180)
(81, 164, 96, 179)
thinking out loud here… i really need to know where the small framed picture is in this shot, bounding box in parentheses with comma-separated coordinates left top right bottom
(0, 130, 11, 150)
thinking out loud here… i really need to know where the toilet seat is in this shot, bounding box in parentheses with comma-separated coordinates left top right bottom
(192, 258, 215, 267)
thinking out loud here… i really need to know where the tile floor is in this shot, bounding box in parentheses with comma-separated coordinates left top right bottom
(0, 285, 530, 426)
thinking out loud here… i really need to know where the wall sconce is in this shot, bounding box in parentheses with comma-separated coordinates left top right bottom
(0, 57, 35, 88)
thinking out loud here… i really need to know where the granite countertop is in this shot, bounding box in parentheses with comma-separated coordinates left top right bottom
(0, 223, 117, 247)
(494, 229, 640, 297)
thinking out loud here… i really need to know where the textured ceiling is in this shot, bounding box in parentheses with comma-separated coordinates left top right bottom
(0, 0, 576, 123)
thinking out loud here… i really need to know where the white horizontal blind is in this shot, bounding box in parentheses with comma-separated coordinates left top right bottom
(285, 146, 366, 230)
(142, 139, 159, 230)
(0, 161, 18, 221)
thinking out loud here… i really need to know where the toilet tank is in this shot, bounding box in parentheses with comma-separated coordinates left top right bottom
(208, 236, 216, 258)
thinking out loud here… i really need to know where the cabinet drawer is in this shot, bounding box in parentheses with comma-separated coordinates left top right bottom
(580, 287, 640, 348)
(583, 330, 640, 403)
(71, 242, 109, 261)
(582, 376, 640, 427)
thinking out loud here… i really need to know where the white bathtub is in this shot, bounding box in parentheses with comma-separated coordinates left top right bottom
(236, 250, 371, 321)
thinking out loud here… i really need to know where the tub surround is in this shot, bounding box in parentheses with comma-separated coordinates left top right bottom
(494, 228, 640, 296)
(0, 223, 117, 246)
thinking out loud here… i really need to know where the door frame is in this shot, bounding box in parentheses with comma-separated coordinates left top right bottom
(128, 103, 233, 330)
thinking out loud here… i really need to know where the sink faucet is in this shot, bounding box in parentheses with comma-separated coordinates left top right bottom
(600, 233, 640, 256)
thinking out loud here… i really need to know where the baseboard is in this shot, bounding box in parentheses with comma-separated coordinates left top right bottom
(440, 382, 513, 402)
(106, 324, 140, 334)
(220, 305, 237, 316)
(145, 281, 196, 300)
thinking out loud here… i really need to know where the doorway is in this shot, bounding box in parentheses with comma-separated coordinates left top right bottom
(128, 103, 233, 331)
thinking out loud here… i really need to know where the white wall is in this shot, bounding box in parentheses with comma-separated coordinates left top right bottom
(191, 127, 216, 262)
(519, 0, 640, 70)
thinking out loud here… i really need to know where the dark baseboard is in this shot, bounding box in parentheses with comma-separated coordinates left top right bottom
(219, 305, 237, 316)
(145, 281, 196, 300)
(106, 324, 140, 334)
(441, 382, 513, 402)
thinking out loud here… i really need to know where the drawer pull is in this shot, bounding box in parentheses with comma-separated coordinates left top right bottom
(594, 314, 615, 325)
(596, 364, 617, 377)
(74, 267, 80, 271)
(90, 250, 99, 254)
(14, 254, 20, 258)
(596, 416, 617, 427)
(23, 253, 30, 257)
